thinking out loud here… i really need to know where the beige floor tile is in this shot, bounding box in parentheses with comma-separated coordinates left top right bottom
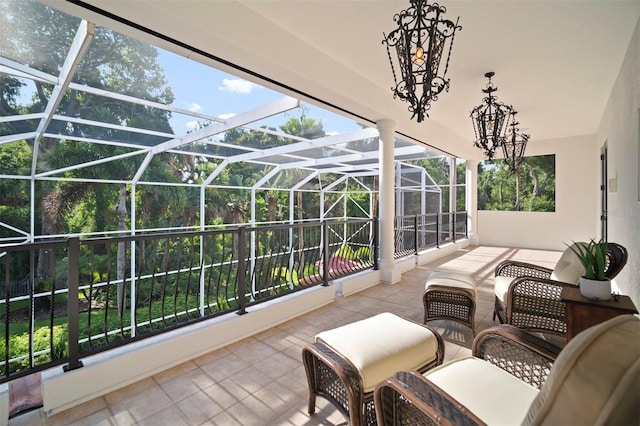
(157, 366, 216, 403)
(44, 397, 108, 426)
(104, 378, 173, 423)
(205, 377, 250, 404)
(103, 408, 135, 426)
(259, 351, 302, 380)
(203, 410, 244, 426)
(241, 394, 280, 422)
(229, 365, 273, 394)
(203, 382, 243, 410)
(136, 405, 190, 426)
(152, 360, 197, 384)
(223, 399, 269, 425)
(175, 390, 223, 425)
(192, 347, 232, 367)
(66, 408, 115, 426)
(254, 328, 298, 352)
(198, 352, 250, 382)
(227, 339, 280, 365)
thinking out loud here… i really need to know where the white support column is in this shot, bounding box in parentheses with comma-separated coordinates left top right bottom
(466, 159, 479, 244)
(450, 158, 457, 215)
(449, 158, 456, 241)
(377, 119, 401, 284)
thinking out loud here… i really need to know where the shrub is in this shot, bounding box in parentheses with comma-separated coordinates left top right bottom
(1, 325, 68, 375)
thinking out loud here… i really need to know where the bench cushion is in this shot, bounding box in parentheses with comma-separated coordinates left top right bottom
(425, 357, 539, 425)
(426, 271, 476, 298)
(316, 312, 439, 392)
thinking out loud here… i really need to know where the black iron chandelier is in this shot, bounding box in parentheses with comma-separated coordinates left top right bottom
(382, 0, 461, 122)
(470, 72, 513, 159)
(502, 111, 530, 172)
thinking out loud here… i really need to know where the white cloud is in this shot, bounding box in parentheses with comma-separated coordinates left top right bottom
(188, 103, 202, 112)
(219, 78, 257, 94)
(218, 113, 236, 120)
(326, 131, 339, 136)
(185, 120, 199, 131)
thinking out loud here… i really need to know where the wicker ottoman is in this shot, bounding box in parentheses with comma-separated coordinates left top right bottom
(302, 312, 444, 426)
(423, 271, 477, 335)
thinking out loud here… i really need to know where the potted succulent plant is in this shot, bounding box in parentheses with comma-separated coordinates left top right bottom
(566, 238, 611, 300)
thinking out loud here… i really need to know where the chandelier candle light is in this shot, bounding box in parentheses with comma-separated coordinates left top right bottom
(382, 0, 461, 122)
(470, 72, 513, 159)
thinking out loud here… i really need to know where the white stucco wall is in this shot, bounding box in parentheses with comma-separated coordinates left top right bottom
(477, 17, 639, 308)
(477, 134, 599, 251)
(596, 18, 640, 307)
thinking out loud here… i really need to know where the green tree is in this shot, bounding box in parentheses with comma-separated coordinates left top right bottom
(456, 161, 467, 212)
(477, 155, 555, 212)
(0, 142, 31, 238)
(280, 113, 325, 223)
(0, 1, 189, 283)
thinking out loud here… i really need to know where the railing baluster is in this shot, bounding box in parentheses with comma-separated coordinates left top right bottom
(236, 227, 247, 315)
(413, 215, 418, 254)
(28, 247, 34, 370)
(322, 221, 329, 286)
(436, 214, 441, 248)
(3, 253, 10, 379)
(64, 237, 83, 372)
(373, 217, 379, 270)
(465, 212, 469, 239)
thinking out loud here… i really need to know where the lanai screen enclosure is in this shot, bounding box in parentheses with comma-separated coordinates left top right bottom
(0, 0, 468, 383)
(0, 0, 455, 244)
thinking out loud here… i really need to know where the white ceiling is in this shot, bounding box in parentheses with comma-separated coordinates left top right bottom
(51, 0, 640, 159)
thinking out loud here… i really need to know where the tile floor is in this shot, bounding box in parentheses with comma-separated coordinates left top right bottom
(10, 245, 562, 425)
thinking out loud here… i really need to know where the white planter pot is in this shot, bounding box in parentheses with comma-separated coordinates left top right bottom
(579, 277, 612, 301)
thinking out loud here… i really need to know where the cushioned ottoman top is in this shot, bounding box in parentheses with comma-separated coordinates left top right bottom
(426, 271, 476, 297)
(315, 312, 439, 392)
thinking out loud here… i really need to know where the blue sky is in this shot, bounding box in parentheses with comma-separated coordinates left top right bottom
(156, 49, 362, 138)
(8, 23, 363, 144)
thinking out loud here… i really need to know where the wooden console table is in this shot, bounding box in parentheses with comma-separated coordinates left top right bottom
(561, 286, 638, 341)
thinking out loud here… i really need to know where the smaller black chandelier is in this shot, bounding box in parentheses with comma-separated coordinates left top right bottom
(470, 72, 513, 159)
(502, 111, 530, 173)
(382, 0, 461, 122)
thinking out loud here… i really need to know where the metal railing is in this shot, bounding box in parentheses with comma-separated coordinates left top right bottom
(394, 212, 468, 258)
(0, 218, 377, 382)
(0, 212, 467, 383)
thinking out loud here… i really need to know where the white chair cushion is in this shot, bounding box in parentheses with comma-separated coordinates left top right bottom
(426, 271, 476, 297)
(316, 312, 439, 392)
(493, 274, 513, 302)
(425, 357, 539, 425)
(550, 244, 585, 284)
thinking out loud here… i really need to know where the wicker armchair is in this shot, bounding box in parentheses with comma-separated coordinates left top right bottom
(493, 242, 627, 336)
(375, 315, 640, 426)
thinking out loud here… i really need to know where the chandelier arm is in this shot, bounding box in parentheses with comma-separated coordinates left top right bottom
(442, 16, 460, 77)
